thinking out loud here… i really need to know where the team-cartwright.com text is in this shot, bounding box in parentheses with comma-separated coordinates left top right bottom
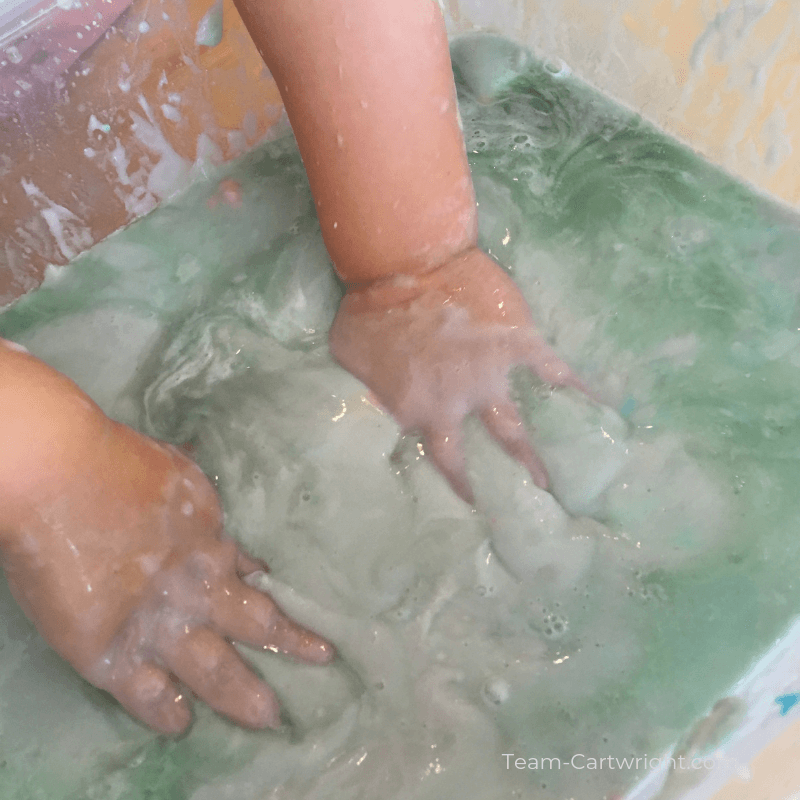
(502, 754, 716, 771)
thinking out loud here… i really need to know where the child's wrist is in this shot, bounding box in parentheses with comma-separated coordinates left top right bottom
(337, 244, 483, 308)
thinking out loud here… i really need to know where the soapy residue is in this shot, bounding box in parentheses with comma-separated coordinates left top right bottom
(195, 0, 224, 48)
(2, 34, 800, 800)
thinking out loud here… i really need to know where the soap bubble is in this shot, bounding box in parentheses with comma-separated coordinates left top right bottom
(481, 677, 510, 706)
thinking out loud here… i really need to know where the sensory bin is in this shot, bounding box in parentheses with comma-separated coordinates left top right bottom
(2, 34, 800, 800)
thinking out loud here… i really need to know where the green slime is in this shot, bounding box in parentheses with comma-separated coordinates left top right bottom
(2, 33, 800, 800)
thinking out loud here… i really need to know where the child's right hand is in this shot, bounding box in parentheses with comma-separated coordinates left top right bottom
(329, 248, 588, 504)
(0, 341, 333, 734)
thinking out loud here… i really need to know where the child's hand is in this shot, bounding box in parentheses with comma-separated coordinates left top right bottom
(231, 2, 585, 504)
(1, 379, 333, 734)
(329, 247, 587, 504)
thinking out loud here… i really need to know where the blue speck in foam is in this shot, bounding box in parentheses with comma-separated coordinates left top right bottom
(775, 694, 800, 716)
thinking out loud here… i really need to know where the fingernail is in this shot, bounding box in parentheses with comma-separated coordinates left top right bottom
(158, 698, 192, 736)
(250, 692, 280, 729)
(316, 640, 336, 663)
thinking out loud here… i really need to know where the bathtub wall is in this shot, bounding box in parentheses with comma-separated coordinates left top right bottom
(1, 0, 799, 306)
(0, 0, 280, 304)
(442, 0, 800, 207)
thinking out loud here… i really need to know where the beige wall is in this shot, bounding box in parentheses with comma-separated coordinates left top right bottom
(710, 715, 800, 800)
(443, 0, 800, 208)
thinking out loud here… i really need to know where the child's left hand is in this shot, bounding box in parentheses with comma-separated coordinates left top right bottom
(329, 247, 587, 504)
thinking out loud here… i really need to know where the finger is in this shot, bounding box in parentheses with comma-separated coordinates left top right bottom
(480, 402, 549, 490)
(236, 549, 270, 577)
(210, 583, 334, 665)
(161, 626, 281, 729)
(365, 389, 389, 414)
(107, 661, 192, 735)
(423, 427, 475, 505)
(556, 369, 599, 401)
(506, 328, 600, 401)
(521, 341, 597, 397)
(523, 343, 579, 386)
(185, 538, 265, 584)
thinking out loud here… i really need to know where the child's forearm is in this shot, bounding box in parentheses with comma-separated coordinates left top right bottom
(0, 340, 107, 540)
(232, 0, 477, 284)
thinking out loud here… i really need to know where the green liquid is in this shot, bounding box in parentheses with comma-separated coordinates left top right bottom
(2, 33, 800, 800)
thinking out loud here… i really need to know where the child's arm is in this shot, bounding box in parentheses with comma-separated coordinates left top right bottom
(0, 339, 333, 733)
(234, 0, 586, 501)
(233, 0, 476, 282)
